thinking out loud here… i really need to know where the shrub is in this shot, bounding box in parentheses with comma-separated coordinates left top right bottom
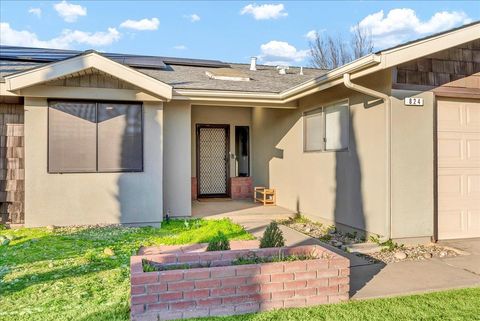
(260, 222, 285, 248)
(207, 232, 230, 251)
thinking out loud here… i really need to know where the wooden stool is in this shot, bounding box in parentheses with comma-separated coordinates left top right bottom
(254, 187, 276, 206)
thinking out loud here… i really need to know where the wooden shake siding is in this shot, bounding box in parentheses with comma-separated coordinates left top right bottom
(0, 103, 24, 225)
(395, 40, 480, 88)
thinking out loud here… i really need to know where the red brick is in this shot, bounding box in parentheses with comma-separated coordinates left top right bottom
(306, 295, 328, 306)
(329, 276, 349, 286)
(131, 285, 146, 295)
(221, 250, 249, 260)
(147, 284, 167, 294)
(340, 268, 350, 276)
(132, 273, 158, 285)
(159, 291, 183, 301)
(307, 278, 328, 288)
(151, 256, 176, 264)
(306, 260, 328, 270)
(339, 284, 349, 293)
(197, 298, 222, 307)
(317, 285, 339, 295)
(237, 284, 260, 295)
(328, 293, 349, 303)
(329, 258, 349, 269)
(295, 287, 317, 297)
(223, 294, 256, 305)
(260, 300, 284, 311)
(167, 281, 194, 291)
(295, 271, 316, 280)
(195, 279, 221, 289)
(147, 302, 168, 311)
(157, 311, 182, 321)
(284, 280, 307, 290)
(131, 294, 158, 305)
(158, 271, 183, 282)
(284, 261, 307, 272)
(271, 273, 294, 282)
(284, 298, 306, 308)
(221, 277, 247, 287)
(236, 265, 261, 276)
(235, 302, 260, 314)
(211, 266, 236, 278)
(130, 304, 145, 314)
(184, 269, 210, 280)
(184, 289, 210, 300)
(260, 262, 284, 274)
(260, 282, 284, 292)
(317, 269, 339, 278)
(209, 306, 235, 317)
(132, 312, 161, 321)
(211, 287, 236, 297)
(183, 309, 209, 319)
(177, 254, 200, 263)
(169, 300, 196, 311)
(271, 290, 295, 300)
(246, 274, 271, 284)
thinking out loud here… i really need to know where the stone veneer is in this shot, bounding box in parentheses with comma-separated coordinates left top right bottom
(130, 244, 350, 321)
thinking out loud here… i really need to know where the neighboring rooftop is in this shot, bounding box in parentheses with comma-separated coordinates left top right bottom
(0, 45, 327, 93)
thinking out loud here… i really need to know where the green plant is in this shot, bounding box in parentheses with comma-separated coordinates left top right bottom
(207, 231, 231, 251)
(142, 259, 157, 272)
(260, 222, 285, 248)
(369, 234, 401, 252)
(0, 223, 6, 230)
(233, 251, 317, 266)
(183, 219, 190, 229)
(319, 234, 332, 242)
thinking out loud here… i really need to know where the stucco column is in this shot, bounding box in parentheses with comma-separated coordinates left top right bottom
(163, 101, 192, 217)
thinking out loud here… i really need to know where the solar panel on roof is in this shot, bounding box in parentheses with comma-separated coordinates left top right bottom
(0, 45, 231, 69)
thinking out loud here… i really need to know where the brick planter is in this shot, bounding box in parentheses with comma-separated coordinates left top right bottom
(130, 244, 349, 321)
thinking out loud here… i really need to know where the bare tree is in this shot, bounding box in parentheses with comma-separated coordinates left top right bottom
(309, 24, 374, 69)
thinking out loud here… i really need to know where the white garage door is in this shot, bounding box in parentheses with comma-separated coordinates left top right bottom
(437, 98, 480, 240)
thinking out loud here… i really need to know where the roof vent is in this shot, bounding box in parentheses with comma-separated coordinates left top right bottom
(250, 57, 257, 71)
(205, 68, 250, 81)
(277, 65, 289, 75)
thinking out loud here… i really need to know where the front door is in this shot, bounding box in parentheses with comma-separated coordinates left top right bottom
(196, 124, 230, 198)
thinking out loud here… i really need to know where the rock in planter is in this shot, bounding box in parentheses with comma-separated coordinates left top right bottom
(439, 251, 448, 258)
(423, 253, 433, 259)
(394, 251, 407, 260)
(103, 248, 115, 256)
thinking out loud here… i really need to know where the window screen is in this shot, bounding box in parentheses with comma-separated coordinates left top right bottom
(303, 100, 349, 152)
(48, 101, 97, 172)
(303, 109, 324, 152)
(48, 101, 143, 173)
(98, 103, 142, 172)
(325, 102, 349, 151)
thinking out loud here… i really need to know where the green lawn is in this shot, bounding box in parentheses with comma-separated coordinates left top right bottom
(1, 221, 479, 321)
(0, 219, 252, 321)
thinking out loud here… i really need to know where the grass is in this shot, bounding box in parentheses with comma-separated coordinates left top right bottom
(0, 218, 252, 321)
(190, 287, 480, 321)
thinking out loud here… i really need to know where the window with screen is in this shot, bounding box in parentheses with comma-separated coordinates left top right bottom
(48, 101, 143, 173)
(303, 100, 349, 152)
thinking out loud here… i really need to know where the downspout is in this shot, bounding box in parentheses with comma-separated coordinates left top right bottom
(343, 73, 392, 240)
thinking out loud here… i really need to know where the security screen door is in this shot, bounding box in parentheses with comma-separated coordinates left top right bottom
(196, 124, 230, 197)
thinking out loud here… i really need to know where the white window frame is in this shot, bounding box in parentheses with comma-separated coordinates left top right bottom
(303, 99, 350, 153)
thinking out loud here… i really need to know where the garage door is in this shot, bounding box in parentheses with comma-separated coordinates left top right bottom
(437, 98, 480, 239)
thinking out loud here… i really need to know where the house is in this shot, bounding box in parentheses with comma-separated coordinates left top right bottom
(0, 22, 478, 243)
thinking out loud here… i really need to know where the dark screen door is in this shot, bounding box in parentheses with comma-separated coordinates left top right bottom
(196, 124, 229, 197)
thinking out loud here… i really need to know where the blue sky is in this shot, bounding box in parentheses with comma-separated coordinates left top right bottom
(1, 1, 478, 66)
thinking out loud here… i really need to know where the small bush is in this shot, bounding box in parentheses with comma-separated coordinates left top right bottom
(260, 222, 285, 248)
(207, 232, 230, 251)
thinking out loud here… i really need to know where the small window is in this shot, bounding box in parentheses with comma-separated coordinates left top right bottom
(48, 101, 143, 173)
(303, 100, 349, 152)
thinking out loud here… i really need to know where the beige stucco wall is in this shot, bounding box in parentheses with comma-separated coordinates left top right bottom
(252, 70, 391, 237)
(191, 105, 252, 178)
(390, 90, 435, 239)
(24, 97, 163, 227)
(163, 101, 192, 217)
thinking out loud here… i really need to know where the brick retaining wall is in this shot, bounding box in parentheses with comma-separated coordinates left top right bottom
(130, 245, 349, 321)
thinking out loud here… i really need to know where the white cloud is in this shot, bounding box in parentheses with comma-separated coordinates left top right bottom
(258, 40, 308, 66)
(173, 45, 187, 50)
(304, 30, 318, 41)
(28, 8, 42, 18)
(120, 18, 159, 31)
(240, 3, 288, 20)
(54, 1, 87, 23)
(0, 22, 120, 49)
(184, 14, 200, 22)
(357, 8, 472, 48)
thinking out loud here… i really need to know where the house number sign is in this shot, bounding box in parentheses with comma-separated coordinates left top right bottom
(404, 97, 424, 106)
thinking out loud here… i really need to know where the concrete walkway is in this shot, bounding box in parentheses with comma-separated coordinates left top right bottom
(208, 205, 480, 300)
